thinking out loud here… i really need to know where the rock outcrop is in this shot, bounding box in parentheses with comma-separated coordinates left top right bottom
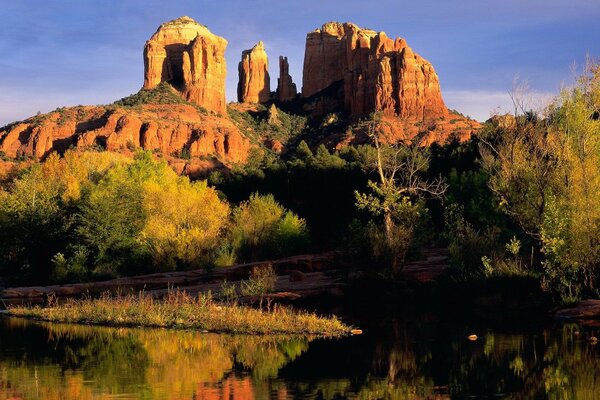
(0, 16, 251, 174)
(237, 41, 271, 103)
(276, 56, 297, 102)
(143, 16, 228, 114)
(302, 22, 447, 120)
(0, 104, 250, 169)
(0, 17, 481, 171)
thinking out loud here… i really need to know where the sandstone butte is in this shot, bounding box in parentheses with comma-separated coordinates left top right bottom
(237, 41, 271, 103)
(0, 17, 250, 173)
(302, 22, 479, 144)
(144, 16, 228, 115)
(0, 18, 480, 175)
(277, 56, 298, 102)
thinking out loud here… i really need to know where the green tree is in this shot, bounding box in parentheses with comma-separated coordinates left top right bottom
(230, 193, 309, 261)
(354, 114, 447, 274)
(481, 63, 600, 300)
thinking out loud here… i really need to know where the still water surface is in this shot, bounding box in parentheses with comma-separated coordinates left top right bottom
(0, 314, 599, 399)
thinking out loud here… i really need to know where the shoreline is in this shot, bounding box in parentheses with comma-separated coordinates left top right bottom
(5, 290, 353, 337)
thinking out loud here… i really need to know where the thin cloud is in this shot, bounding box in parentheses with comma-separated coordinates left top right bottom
(443, 89, 555, 122)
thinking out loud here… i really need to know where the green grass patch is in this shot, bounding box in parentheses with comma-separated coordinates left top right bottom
(113, 82, 187, 107)
(7, 290, 351, 337)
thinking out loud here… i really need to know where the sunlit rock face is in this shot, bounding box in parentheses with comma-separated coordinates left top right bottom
(143, 16, 228, 114)
(302, 22, 447, 120)
(0, 104, 250, 168)
(237, 41, 271, 104)
(301, 22, 480, 144)
(0, 17, 251, 170)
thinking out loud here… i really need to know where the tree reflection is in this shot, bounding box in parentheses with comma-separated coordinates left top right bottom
(0, 317, 599, 399)
(0, 317, 311, 399)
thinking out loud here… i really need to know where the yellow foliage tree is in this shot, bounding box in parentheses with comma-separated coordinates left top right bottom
(142, 175, 229, 269)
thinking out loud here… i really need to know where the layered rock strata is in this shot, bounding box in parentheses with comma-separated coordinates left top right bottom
(302, 22, 447, 120)
(143, 16, 228, 114)
(0, 104, 250, 165)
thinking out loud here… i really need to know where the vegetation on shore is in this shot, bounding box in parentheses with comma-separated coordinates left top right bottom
(7, 290, 351, 336)
(0, 151, 309, 284)
(0, 62, 598, 308)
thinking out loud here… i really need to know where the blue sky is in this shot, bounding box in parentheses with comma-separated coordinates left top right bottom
(1, 0, 599, 125)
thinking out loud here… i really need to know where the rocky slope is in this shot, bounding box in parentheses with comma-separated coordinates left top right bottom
(237, 41, 271, 103)
(0, 98, 249, 173)
(143, 16, 228, 114)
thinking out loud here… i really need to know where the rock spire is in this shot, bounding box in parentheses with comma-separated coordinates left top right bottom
(237, 41, 271, 103)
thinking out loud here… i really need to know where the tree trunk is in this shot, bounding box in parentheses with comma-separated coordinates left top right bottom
(384, 212, 402, 276)
(384, 212, 393, 243)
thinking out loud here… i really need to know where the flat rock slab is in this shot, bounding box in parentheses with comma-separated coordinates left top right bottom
(556, 300, 600, 320)
(1, 252, 341, 300)
(402, 248, 449, 283)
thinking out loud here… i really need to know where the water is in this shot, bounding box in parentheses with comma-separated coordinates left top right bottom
(0, 314, 599, 399)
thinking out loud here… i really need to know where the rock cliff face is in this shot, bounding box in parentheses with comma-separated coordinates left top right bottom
(276, 56, 297, 102)
(302, 22, 447, 120)
(0, 17, 481, 172)
(0, 104, 250, 169)
(0, 16, 250, 174)
(237, 41, 271, 103)
(143, 16, 228, 114)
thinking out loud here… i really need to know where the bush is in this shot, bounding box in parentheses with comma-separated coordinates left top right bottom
(113, 82, 186, 107)
(241, 264, 277, 297)
(230, 193, 309, 262)
(50, 247, 89, 283)
(219, 280, 239, 305)
(444, 204, 503, 278)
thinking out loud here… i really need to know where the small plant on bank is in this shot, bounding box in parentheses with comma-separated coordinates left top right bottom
(219, 280, 239, 305)
(241, 264, 277, 308)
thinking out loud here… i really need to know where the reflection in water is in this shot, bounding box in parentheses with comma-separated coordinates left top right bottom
(0, 317, 599, 399)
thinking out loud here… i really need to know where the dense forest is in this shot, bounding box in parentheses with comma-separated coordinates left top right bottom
(0, 64, 598, 305)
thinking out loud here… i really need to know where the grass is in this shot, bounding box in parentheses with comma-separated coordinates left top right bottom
(113, 82, 187, 107)
(7, 290, 351, 337)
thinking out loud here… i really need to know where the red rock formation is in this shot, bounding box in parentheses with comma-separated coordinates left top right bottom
(0, 104, 250, 167)
(0, 16, 251, 170)
(143, 16, 228, 114)
(302, 22, 447, 120)
(237, 41, 271, 103)
(276, 56, 297, 102)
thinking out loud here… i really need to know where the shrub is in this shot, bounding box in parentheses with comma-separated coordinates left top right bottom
(113, 82, 187, 107)
(50, 247, 89, 283)
(444, 204, 503, 278)
(219, 280, 239, 305)
(241, 264, 277, 297)
(230, 193, 309, 262)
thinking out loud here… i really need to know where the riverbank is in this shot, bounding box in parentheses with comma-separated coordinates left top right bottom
(6, 290, 352, 336)
(0, 252, 343, 303)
